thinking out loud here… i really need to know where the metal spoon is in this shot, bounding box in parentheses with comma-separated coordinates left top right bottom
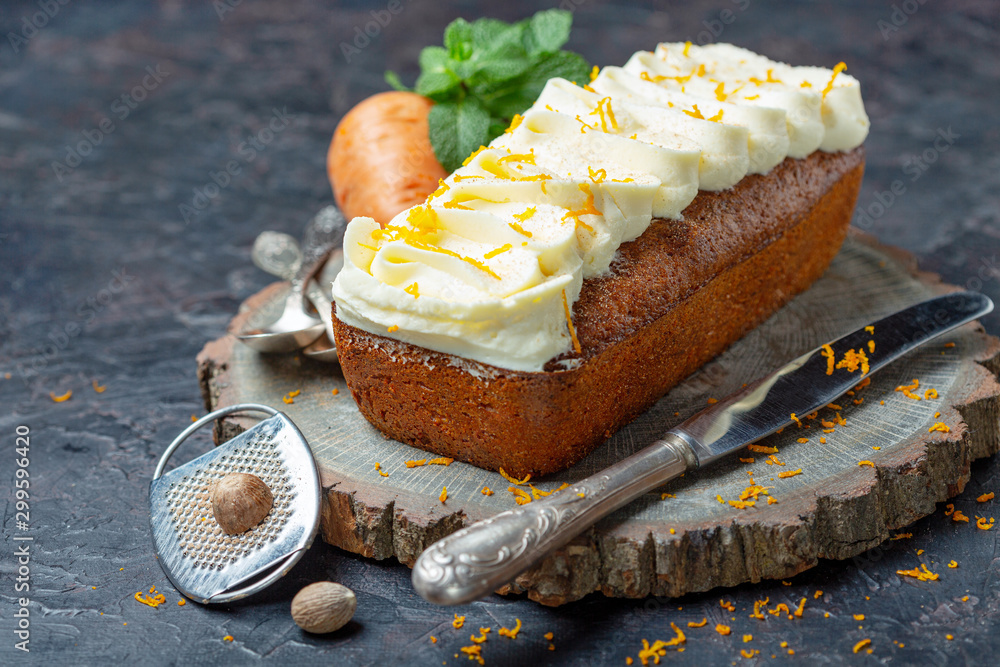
(248, 231, 342, 362)
(237, 206, 347, 353)
(301, 254, 342, 362)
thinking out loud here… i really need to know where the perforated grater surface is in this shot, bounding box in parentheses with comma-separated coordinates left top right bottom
(150, 404, 321, 603)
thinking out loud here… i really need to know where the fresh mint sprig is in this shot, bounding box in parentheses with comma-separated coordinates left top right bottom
(385, 10, 590, 172)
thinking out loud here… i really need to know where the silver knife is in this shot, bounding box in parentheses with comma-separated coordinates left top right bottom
(411, 291, 994, 605)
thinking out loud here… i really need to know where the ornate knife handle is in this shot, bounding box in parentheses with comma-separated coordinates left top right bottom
(411, 435, 697, 605)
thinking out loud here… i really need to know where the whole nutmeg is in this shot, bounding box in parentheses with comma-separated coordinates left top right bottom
(210, 472, 273, 535)
(291, 581, 357, 634)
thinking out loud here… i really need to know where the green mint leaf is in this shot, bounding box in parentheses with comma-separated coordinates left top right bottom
(519, 49, 591, 90)
(427, 98, 490, 173)
(470, 18, 517, 49)
(524, 9, 573, 55)
(415, 46, 460, 99)
(384, 70, 410, 92)
(415, 71, 460, 99)
(476, 51, 591, 122)
(444, 18, 473, 61)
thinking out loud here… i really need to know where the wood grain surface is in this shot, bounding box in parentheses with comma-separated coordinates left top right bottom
(199, 232, 1000, 606)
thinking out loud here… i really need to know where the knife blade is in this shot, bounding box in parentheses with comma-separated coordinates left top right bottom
(411, 291, 994, 605)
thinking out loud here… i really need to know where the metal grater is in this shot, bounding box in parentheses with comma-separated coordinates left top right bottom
(149, 404, 321, 603)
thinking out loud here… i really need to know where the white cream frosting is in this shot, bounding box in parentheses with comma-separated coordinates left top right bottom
(333, 42, 868, 372)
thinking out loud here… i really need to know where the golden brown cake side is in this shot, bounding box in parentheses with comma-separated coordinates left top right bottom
(332, 148, 865, 477)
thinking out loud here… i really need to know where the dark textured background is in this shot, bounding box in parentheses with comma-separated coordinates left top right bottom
(2, 0, 999, 664)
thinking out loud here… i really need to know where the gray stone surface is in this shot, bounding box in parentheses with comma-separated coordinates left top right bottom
(1, 0, 998, 664)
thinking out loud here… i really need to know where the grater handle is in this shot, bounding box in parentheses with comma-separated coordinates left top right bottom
(153, 404, 280, 480)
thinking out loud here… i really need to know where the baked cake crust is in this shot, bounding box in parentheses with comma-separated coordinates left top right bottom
(332, 147, 865, 478)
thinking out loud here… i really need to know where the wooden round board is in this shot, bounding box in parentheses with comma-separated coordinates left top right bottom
(197, 232, 1000, 606)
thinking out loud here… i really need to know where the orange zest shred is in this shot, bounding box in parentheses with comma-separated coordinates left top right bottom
(223, 635, 234, 642)
(134, 587, 167, 608)
(820, 344, 835, 375)
(439, 486, 447, 503)
(929, 422, 950, 433)
(836, 348, 870, 374)
(720, 599, 735, 612)
(750, 598, 769, 620)
(512, 206, 536, 223)
(404, 282, 420, 299)
(682, 41, 692, 56)
(405, 459, 426, 468)
(714, 624, 731, 636)
(561, 289, 582, 355)
(858, 460, 874, 468)
(529, 482, 569, 500)
(853, 614, 865, 621)
(683, 104, 705, 120)
(793, 598, 807, 617)
(687, 618, 708, 628)
(498, 618, 521, 639)
(499, 467, 530, 485)
(587, 97, 619, 133)
(747, 444, 778, 454)
(497, 151, 536, 166)
(948, 560, 958, 568)
(481, 486, 493, 496)
(769, 603, 791, 618)
(765, 455, 785, 466)
(977, 492, 995, 503)
(484, 244, 512, 259)
(430, 636, 437, 643)
(890, 532, 912, 540)
(895, 378, 921, 400)
(508, 221, 533, 237)
(462, 146, 488, 167)
(374, 462, 389, 477)
(469, 627, 490, 644)
(92, 380, 106, 393)
(50, 390, 73, 403)
(588, 166, 607, 183)
(505, 114, 523, 134)
(853, 638, 871, 654)
(778, 469, 803, 479)
(976, 516, 995, 530)
(459, 644, 484, 665)
(387, 325, 400, 333)
(453, 613, 465, 629)
(944, 503, 955, 516)
(508, 486, 533, 505)
(822, 62, 848, 99)
(897, 563, 939, 581)
(740, 649, 758, 659)
(429, 457, 454, 466)
(924, 388, 938, 400)
(637, 624, 686, 664)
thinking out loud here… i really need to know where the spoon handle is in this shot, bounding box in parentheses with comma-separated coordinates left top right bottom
(252, 231, 301, 280)
(294, 206, 347, 290)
